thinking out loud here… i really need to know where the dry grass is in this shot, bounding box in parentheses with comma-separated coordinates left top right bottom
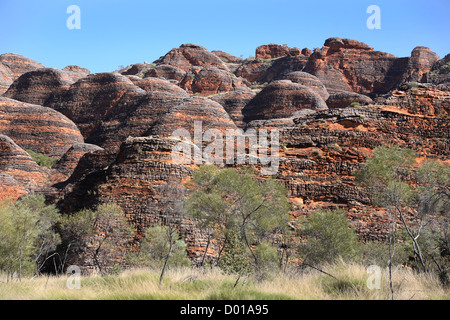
(0, 261, 448, 300)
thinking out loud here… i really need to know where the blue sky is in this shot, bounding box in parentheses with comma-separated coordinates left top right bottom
(0, 0, 449, 73)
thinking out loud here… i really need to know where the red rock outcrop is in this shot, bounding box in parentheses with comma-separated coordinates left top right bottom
(235, 55, 309, 84)
(1, 42, 448, 270)
(0, 134, 48, 195)
(0, 173, 28, 202)
(326, 92, 373, 109)
(209, 87, 256, 128)
(56, 136, 200, 245)
(305, 38, 413, 96)
(3, 68, 77, 106)
(0, 53, 45, 94)
(211, 50, 243, 63)
(119, 63, 157, 78)
(302, 48, 312, 57)
(53, 143, 104, 179)
(0, 62, 14, 94)
(283, 71, 330, 100)
(255, 44, 291, 60)
(148, 96, 238, 137)
(0, 97, 84, 157)
(242, 80, 328, 121)
(126, 75, 189, 96)
(144, 64, 187, 83)
(324, 37, 373, 54)
(424, 53, 450, 88)
(403, 46, 440, 83)
(0, 53, 45, 80)
(63, 65, 90, 76)
(179, 66, 248, 96)
(43, 71, 237, 149)
(383, 83, 449, 116)
(154, 44, 229, 72)
(44, 72, 146, 146)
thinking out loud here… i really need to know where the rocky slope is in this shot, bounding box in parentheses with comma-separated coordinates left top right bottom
(0, 97, 84, 157)
(0, 134, 48, 202)
(0, 38, 448, 271)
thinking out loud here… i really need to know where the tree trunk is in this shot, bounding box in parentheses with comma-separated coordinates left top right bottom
(201, 235, 211, 267)
(159, 229, 174, 288)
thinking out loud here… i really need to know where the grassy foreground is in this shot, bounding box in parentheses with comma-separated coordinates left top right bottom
(0, 262, 448, 300)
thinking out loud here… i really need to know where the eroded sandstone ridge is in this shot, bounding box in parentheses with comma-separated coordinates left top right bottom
(0, 38, 448, 271)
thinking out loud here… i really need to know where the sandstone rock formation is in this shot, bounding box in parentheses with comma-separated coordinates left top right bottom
(41, 71, 237, 149)
(154, 44, 229, 71)
(63, 65, 90, 76)
(403, 46, 440, 83)
(148, 96, 238, 137)
(4, 68, 76, 106)
(55, 136, 201, 253)
(0, 53, 45, 81)
(126, 75, 189, 96)
(383, 83, 449, 116)
(0, 134, 48, 199)
(179, 66, 247, 95)
(0, 97, 84, 157)
(44, 72, 147, 147)
(0, 53, 45, 94)
(235, 55, 309, 84)
(283, 71, 330, 100)
(211, 50, 243, 63)
(0, 62, 14, 94)
(0, 39, 448, 271)
(242, 80, 328, 121)
(53, 143, 104, 179)
(326, 92, 373, 109)
(303, 38, 440, 97)
(209, 87, 256, 128)
(0, 172, 28, 203)
(119, 63, 156, 78)
(144, 64, 187, 83)
(255, 44, 292, 59)
(426, 53, 450, 88)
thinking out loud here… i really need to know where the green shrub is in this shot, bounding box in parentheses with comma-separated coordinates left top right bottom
(127, 225, 190, 270)
(218, 228, 251, 275)
(297, 209, 361, 266)
(26, 149, 58, 168)
(312, 148, 323, 158)
(0, 194, 61, 278)
(327, 143, 342, 152)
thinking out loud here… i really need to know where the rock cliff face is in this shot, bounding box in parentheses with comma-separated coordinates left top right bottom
(0, 39, 448, 271)
(0, 63, 14, 95)
(0, 53, 45, 81)
(0, 53, 45, 94)
(283, 71, 330, 100)
(53, 143, 104, 179)
(242, 80, 328, 121)
(303, 39, 441, 97)
(236, 55, 309, 84)
(4, 68, 78, 106)
(0, 134, 48, 201)
(55, 137, 208, 260)
(403, 46, 440, 83)
(0, 97, 84, 157)
(326, 92, 373, 109)
(144, 64, 187, 83)
(209, 87, 256, 128)
(179, 66, 247, 95)
(154, 44, 229, 71)
(256, 44, 292, 60)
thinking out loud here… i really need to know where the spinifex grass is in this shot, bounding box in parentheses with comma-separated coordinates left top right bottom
(0, 262, 448, 300)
